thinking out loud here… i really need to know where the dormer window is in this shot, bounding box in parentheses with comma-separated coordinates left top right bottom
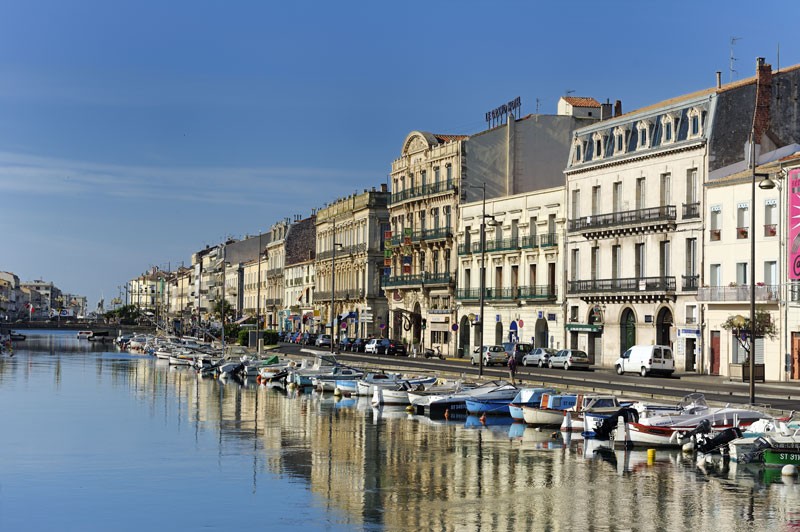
(636, 121, 652, 150)
(613, 126, 628, 155)
(688, 107, 704, 138)
(592, 132, 606, 160)
(573, 137, 585, 163)
(661, 114, 679, 145)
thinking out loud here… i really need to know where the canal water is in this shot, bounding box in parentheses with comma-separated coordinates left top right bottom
(1, 331, 798, 531)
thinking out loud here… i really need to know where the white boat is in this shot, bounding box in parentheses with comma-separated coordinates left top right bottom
(312, 367, 364, 392)
(355, 372, 404, 397)
(616, 394, 769, 448)
(408, 380, 476, 408)
(522, 393, 584, 427)
(290, 354, 340, 386)
(427, 380, 517, 418)
(371, 377, 438, 406)
(77, 331, 93, 340)
(562, 395, 626, 434)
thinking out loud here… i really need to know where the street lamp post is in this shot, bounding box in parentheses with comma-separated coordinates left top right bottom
(468, 183, 491, 377)
(330, 219, 343, 355)
(256, 231, 264, 332)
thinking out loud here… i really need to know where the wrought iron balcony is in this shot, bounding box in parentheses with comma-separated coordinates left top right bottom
(485, 237, 519, 252)
(682, 274, 699, 291)
(567, 276, 676, 294)
(682, 202, 700, 219)
(696, 284, 780, 302)
(389, 179, 454, 204)
(567, 205, 676, 234)
(381, 272, 453, 288)
(456, 285, 556, 301)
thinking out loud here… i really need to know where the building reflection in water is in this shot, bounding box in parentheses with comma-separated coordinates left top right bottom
(5, 337, 800, 531)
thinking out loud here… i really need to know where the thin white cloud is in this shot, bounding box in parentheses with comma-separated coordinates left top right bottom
(0, 150, 374, 207)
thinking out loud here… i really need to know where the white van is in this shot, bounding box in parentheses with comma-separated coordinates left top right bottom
(615, 345, 675, 377)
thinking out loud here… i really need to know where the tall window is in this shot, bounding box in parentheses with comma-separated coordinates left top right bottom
(765, 261, 777, 286)
(511, 219, 519, 242)
(420, 170, 426, 189)
(686, 238, 697, 276)
(571, 189, 580, 219)
(548, 214, 556, 237)
(434, 166, 440, 183)
(591, 246, 599, 280)
(445, 164, 452, 182)
(529, 216, 538, 244)
(464, 225, 471, 251)
(736, 262, 748, 285)
(664, 121, 673, 142)
(765, 200, 777, 236)
(464, 268, 471, 289)
(419, 210, 426, 231)
(635, 243, 645, 278)
(636, 178, 646, 210)
(443, 206, 451, 228)
(659, 240, 671, 277)
(592, 185, 601, 215)
(686, 169, 697, 204)
(613, 182, 622, 212)
(495, 221, 503, 243)
(432, 250, 439, 274)
(612, 245, 621, 279)
(737, 204, 749, 238)
(710, 264, 721, 286)
(571, 249, 580, 280)
(660, 173, 671, 206)
(530, 264, 537, 287)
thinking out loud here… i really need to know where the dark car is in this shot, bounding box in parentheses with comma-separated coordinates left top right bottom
(338, 337, 355, 351)
(302, 333, 318, 345)
(350, 338, 368, 352)
(503, 342, 534, 364)
(377, 338, 407, 356)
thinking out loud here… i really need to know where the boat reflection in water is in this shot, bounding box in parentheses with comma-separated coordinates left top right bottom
(2, 333, 799, 532)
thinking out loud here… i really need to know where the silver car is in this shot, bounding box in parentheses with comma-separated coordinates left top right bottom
(548, 349, 592, 370)
(471, 345, 509, 367)
(521, 347, 558, 367)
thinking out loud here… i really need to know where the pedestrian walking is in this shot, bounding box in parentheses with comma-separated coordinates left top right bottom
(507, 354, 518, 385)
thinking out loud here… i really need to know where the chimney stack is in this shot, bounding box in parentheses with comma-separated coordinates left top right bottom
(753, 57, 773, 146)
(716, 71, 722, 89)
(614, 100, 622, 117)
(600, 99, 612, 120)
(380, 183, 387, 192)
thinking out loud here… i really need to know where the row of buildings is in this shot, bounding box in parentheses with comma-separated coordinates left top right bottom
(0, 273, 88, 321)
(130, 58, 800, 382)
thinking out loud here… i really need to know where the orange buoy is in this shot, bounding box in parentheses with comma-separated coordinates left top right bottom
(480, 413, 487, 425)
(444, 409, 450, 420)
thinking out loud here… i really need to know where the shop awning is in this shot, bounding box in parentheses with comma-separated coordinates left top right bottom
(564, 323, 603, 333)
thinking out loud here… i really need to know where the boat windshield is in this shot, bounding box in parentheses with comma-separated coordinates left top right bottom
(677, 393, 708, 412)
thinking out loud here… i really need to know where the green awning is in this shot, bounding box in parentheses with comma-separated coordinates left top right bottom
(565, 323, 603, 333)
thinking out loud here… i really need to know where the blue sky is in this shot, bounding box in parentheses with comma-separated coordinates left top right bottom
(1, 0, 799, 310)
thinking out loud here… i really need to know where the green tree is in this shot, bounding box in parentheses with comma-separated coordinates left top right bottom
(720, 308, 777, 361)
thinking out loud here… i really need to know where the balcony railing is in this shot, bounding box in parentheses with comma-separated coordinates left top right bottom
(381, 272, 453, 288)
(389, 179, 454, 204)
(696, 284, 780, 302)
(682, 202, 700, 219)
(317, 243, 368, 260)
(456, 285, 557, 301)
(460, 233, 558, 254)
(266, 268, 283, 278)
(567, 205, 676, 232)
(485, 237, 520, 252)
(567, 276, 676, 294)
(682, 274, 699, 291)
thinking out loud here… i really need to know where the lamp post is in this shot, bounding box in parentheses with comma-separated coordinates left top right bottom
(256, 231, 264, 331)
(469, 183, 490, 377)
(330, 219, 343, 354)
(748, 135, 776, 404)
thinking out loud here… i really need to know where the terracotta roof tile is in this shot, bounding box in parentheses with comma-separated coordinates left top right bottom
(434, 134, 469, 143)
(562, 96, 601, 108)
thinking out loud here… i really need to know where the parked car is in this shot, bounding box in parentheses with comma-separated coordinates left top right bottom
(615, 345, 675, 377)
(503, 342, 534, 364)
(303, 333, 319, 345)
(364, 338, 380, 354)
(471, 345, 509, 366)
(549, 349, 592, 370)
(315, 334, 332, 348)
(521, 347, 558, 367)
(375, 338, 407, 356)
(338, 337, 355, 351)
(350, 338, 368, 353)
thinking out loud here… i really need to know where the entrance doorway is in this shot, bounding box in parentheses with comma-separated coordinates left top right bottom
(534, 318, 549, 347)
(656, 307, 673, 348)
(685, 338, 696, 371)
(710, 330, 721, 375)
(620, 308, 636, 353)
(792, 332, 800, 379)
(495, 322, 503, 345)
(459, 316, 470, 358)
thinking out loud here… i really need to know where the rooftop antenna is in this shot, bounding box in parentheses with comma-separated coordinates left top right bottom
(729, 36, 741, 82)
(565, 89, 575, 97)
(536, 98, 541, 114)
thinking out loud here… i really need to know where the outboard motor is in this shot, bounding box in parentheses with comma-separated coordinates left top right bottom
(593, 407, 639, 440)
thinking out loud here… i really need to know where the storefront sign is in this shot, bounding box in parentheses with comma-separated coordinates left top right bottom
(790, 169, 800, 279)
